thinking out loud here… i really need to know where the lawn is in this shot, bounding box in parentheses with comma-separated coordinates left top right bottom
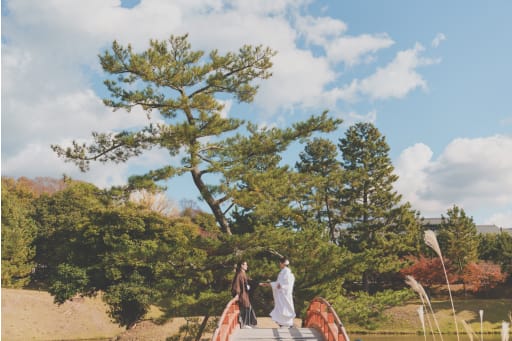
(345, 297, 512, 336)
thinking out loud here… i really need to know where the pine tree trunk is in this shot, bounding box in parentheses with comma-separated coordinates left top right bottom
(195, 314, 210, 341)
(191, 168, 232, 235)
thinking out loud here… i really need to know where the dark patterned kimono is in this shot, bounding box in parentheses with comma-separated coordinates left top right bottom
(231, 270, 257, 328)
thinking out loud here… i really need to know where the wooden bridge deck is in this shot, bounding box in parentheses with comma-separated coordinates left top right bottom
(231, 327, 324, 340)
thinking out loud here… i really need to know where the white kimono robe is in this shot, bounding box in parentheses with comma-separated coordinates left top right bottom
(269, 266, 296, 327)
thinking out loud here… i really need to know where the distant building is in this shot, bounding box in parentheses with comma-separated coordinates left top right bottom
(421, 217, 512, 235)
(476, 224, 507, 234)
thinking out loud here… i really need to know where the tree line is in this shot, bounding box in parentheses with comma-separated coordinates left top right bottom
(3, 35, 511, 335)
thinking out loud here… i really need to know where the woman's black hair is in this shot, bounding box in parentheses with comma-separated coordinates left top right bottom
(235, 260, 247, 273)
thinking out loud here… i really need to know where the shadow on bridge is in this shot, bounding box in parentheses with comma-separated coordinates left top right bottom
(212, 296, 350, 341)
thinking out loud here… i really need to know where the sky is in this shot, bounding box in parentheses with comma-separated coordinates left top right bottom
(2, 0, 511, 228)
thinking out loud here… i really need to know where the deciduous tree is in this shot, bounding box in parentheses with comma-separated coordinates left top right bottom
(461, 261, 506, 294)
(400, 255, 457, 288)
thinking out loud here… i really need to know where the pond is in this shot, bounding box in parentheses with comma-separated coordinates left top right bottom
(349, 334, 505, 341)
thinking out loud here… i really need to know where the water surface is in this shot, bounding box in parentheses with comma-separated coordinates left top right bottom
(350, 334, 504, 341)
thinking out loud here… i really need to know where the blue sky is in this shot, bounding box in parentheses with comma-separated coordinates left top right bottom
(2, 0, 511, 227)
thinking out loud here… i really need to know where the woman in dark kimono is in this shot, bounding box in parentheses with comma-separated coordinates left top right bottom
(231, 260, 257, 328)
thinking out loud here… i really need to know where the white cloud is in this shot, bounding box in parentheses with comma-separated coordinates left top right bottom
(218, 99, 233, 119)
(296, 16, 394, 66)
(2, 142, 129, 188)
(2, 89, 151, 158)
(431, 33, 446, 48)
(227, 0, 307, 15)
(394, 135, 512, 225)
(3, 0, 183, 70)
(394, 143, 444, 214)
(428, 136, 512, 204)
(331, 43, 438, 102)
(183, 8, 298, 52)
(256, 49, 334, 113)
(325, 33, 394, 66)
(2, 141, 172, 189)
(296, 15, 348, 46)
(339, 110, 377, 127)
(358, 43, 434, 100)
(324, 81, 359, 103)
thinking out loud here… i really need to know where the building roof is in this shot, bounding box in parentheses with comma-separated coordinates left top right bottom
(476, 225, 504, 234)
(421, 217, 512, 235)
(421, 217, 443, 226)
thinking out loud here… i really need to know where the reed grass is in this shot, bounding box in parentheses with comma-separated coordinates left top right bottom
(461, 319, 476, 341)
(425, 230, 461, 341)
(405, 275, 441, 340)
(480, 310, 484, 341)
(418, 306, 427, 341)
(502, 322, 510, 341)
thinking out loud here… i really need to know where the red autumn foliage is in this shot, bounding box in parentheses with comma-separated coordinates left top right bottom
(401, 256, 507, 295)
(461, 261, 506, 293)
(400, 255, 457, 287)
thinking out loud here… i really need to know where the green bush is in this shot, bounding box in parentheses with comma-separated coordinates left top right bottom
(332, 289, 415, 329)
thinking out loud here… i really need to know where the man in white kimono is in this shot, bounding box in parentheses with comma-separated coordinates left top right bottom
(260, 257, 296, 328)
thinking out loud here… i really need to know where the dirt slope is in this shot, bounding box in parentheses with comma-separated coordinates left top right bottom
(1, 288, 292, 341)
(2, 288, 124, 340)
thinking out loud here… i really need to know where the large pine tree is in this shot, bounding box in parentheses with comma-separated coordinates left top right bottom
(296, 138, 345, 241)
(337, 122, 421, 292)
(52, 35, 340, 235)
(438, 205, 479, 276)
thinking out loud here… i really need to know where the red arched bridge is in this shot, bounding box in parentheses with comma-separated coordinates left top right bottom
(212, 297, 350, 341)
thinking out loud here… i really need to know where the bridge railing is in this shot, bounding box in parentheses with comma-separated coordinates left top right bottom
(211, 296, 240, 341)
(303, 297, 350, 341)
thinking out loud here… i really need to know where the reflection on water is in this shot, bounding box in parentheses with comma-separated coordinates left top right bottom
(350, 334, 504, 341)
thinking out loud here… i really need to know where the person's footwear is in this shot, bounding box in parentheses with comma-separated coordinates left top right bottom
(242, 325, 252, 329)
